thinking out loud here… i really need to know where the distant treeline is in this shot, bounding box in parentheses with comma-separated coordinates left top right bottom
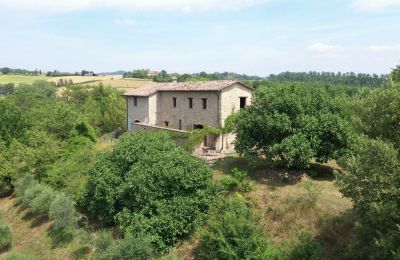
(0, 67, 96, 77)
(264, 71, 388, 88)
(0, 67, 41, 75)
(123, 69, 388, 88)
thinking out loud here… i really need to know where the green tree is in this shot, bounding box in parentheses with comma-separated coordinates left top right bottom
(1, 67, 11, 74)
(390, 64, 400, 83)
(0, 219, 12, 250)
(80, 131, 214, 253)
(357, 86, 400, 148)
(0, 100, 30, 145)
(234, 84, 354, 168)
(49, 193, 76, 230)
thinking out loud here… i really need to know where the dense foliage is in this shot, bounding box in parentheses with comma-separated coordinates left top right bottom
(263, 71, 388, 88)
(234, 83, 354, 168)
(96, 233, 155, 260)
(80, 131, 214, 253)
(337, 138, 400, 259)
(197, 195, 282, 259)
(0, 81, 125, 193)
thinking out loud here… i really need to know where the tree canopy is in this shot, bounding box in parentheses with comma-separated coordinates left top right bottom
(80, 131, 214, 253)
(233, 83, 355, 168)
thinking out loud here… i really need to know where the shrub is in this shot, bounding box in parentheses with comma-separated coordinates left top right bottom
(337, 138, 400, 259)
(81, 131, 214, 253)
(289, 230, 322, 260)
(22, 183, 44, 208)
(298, 181, 322, 209)
(217, 168, 253, 193)
(0, 221, 12, 250)
(14, 175, 37, 203)
(196, 195, 282, 259)
(49, 193, 76, 230)
(97, 234, 154, 260)
(70, 117, 97, 142)
(74, 229, 92, 259)
(95, 230, 114, 253)
(30, 186, 56, 215)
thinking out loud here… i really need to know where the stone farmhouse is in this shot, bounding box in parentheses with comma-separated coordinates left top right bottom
(123, 80, 254, 152)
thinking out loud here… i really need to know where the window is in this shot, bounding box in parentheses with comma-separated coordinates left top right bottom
(133, 97, 138, 106)
(240, 97, 247, 108)
(188, 97, 193, 108)
(179, 119, 182, 130)
(194, 124, 204, 130)
(165, 121, 169, 127)
(173, 97, 177, 108)
(202, 98, 207, 109)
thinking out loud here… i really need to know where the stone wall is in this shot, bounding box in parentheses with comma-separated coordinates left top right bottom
(156, 91, 220, 130)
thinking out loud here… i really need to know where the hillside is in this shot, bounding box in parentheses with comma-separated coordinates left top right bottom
(0, 156, 352, 260)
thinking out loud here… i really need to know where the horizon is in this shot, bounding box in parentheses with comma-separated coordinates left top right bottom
(1, 0, 400, 75)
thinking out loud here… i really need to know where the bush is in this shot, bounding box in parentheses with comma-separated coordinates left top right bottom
(289, 230, 322, 260)
(22, 183, 44, 208)
(97, 234, 154, 260)
(298, 181, 322, 209)
(217, 168, 253, 193)
(74, 229, 92, 259)
(0, 221, 12, 250)
(95, 230, 114, 253)
(49, 193, 76, 230)
(81, 131, 214, 253)
(196, 195, 282, 259)
(337, 138, 400, 259)
(14, 175, 37, 203)
(30, 186, 56, 215)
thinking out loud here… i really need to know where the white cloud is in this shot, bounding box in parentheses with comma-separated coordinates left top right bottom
(114, 19, 136, 27)
(307, 42, 342, 53)
(367, 44, 400, 52)
(351, 0, 400, 12)
(0, 0, 269, 12)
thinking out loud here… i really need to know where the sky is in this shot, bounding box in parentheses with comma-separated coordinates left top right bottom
(0, 0, 400, 76)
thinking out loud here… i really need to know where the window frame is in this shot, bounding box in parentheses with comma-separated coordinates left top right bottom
(188, 97, 193, 109)
(239, 97, 247, 109)
(202, 98, 207, 109)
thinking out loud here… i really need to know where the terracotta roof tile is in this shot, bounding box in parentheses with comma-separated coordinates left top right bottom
(123, 80, 253, 96)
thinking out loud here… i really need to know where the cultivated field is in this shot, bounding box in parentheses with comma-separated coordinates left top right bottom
(0, 74, 151, 91)
(50, 76, 151, 90)
(0, 75, 48, 84)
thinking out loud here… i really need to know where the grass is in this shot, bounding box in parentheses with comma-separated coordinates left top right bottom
(0, 196, 87, 259)
(173, 156, 353, 259)
(0, 75, 48, 85)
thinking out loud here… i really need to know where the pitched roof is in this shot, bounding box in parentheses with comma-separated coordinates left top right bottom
(123, 80, 254, 97)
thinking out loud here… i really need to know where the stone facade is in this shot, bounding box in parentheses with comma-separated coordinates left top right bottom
(124, 81, 254, 151)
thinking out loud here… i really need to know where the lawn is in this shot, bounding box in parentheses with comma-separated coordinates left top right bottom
(0, 75, 48, 85)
